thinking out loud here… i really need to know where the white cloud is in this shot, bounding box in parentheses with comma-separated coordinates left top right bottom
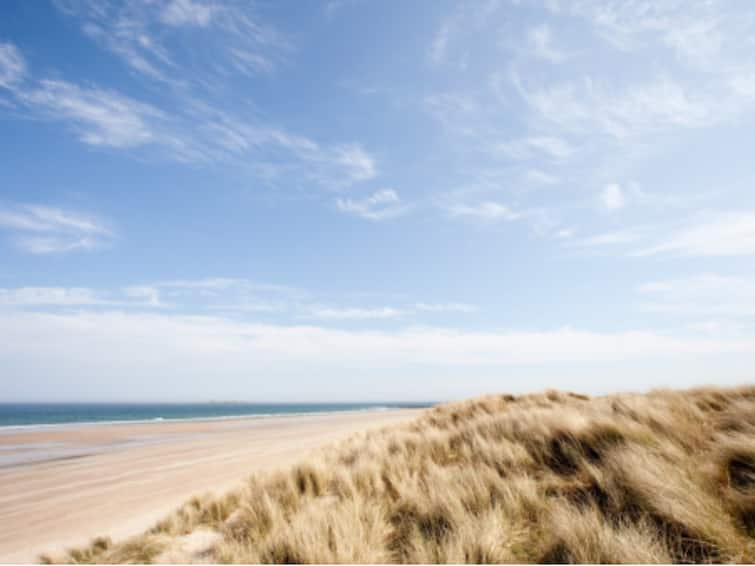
(195, 117, 378, 188)
(600, 183, 625, 210)
(427, 2, 502, 68)
(229, 48, 274, 75)
(160, 0, 217, 27)
(307, 306, 405, 320)
(414, 302, 477, 313)
(336, 189, 407, 221)
(422, 92, 485, 139)
(59, 0, 286, 82)
(4, 54, 376, 188)
(447, 202, 520, 221)
(429, 22, 451, 64)
(82, 22, 173, 82)
(572, 230, 642, 247)
(21, 79, 161, 147)
(325, 0, 359, 17)
(3, 311, 755, 373)
(16, 236, 102, 254)
(528, 24, 566, 63)
(0, 204, 112, 254)
(4, 311, 753, 400)
(333, 144, 378, 184)
(515, 73, 721, 139)
(133, 277, 476, 320)
(0, 276, 480, 323)
(563, 1, 742, 72)
(638, 273, 755, 317)
(526, 169, 559, 185)
(730, 73, 755, 98)
(636, 212, 755, 257)
(526, 136, 574, 159)
(146, 277, 304, 312)
(0, 287, 107, 307)
(156, 277, 241, 290)
(496, 136, 573, 160)
(124, 286, 161, 307)
(209, 302, 284, 313)
(0, 42, 26, 88)
(12, 205, 110, 234)
(0, 285, 163, 308)
(1, 27, 373, 195)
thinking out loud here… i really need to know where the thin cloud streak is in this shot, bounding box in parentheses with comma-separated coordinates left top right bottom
(2, 40, 376, 190)
(336, 189, 408, 221)
(0, 203, 113, 254)
(635, 212, 755, 257)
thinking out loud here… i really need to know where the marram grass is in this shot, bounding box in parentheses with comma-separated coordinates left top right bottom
(44, 386, 755, 564)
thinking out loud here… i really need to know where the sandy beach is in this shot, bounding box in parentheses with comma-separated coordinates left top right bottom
(0, 409, 420, 563)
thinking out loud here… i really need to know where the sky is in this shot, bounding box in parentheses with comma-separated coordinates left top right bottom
(1, 0, 755, 402)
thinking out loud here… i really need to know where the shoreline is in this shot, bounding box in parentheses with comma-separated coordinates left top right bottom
(0, 404, 430, 433)
(0, 408, 422, 563)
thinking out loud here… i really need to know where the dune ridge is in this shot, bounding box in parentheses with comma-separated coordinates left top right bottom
(47, 385, 755, 564)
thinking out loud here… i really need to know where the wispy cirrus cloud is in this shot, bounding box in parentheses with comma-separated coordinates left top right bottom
(159, 0, 217, 28)
(0, 276, 478, 325)
(56, 0, 287, 82)
(228, 48, 274, 75)
(560, 1, 748, 72)
(336, 189, 407, 221)
(415, 302, 477, 314)
(429, 21, 452, 65)
(446, 201, 520, 222)
(635, 212, 755, 257)
(638, 273, 755, 318)
(493, 136, 574, 161)
(0, 204, 113, 254)
(124, 285, 162, 307)
(514, 73, 720, 139)
(0, 287, 109, 306)
(416, 1, 755, 249)
(0, 285, 169, 308)
(2, 40, 377, 189)
(427, 1, 501, 69)
(0, 42, 26, 88)
(306, 301, 477, 320)
(307, 305, 406, 320)
(525, 169, 559, 186)
(528, 24, 568, 63)
(571, 229, 643, 248)
(20, 79, 162, 148)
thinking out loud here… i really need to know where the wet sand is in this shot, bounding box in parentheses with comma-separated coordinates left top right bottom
(0, 409, 420, 563)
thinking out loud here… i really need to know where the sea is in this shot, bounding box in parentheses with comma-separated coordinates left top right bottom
(0, 402, 434, 429)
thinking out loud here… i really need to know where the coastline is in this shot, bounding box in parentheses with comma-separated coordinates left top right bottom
(0, 403, 431, 431)
(0, 405, 426, 433)
(0, 408, 422, 563)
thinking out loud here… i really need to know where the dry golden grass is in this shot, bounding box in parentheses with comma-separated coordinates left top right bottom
(44, 386, 755, 564)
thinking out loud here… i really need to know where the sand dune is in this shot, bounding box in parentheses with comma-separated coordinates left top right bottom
(48, 386, 755, 564)
(0, 409, 419, 563)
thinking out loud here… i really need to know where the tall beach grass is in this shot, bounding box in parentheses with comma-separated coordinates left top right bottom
(45, 385, 755, 563)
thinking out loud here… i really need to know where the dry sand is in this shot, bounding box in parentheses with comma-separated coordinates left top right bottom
(0, 409, 420, 563)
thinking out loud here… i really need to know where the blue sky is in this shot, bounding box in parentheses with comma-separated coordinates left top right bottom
(1, 0, 755, 401)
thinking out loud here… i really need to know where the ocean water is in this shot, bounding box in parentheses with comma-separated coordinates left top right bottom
(0, 402, 433, 429)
